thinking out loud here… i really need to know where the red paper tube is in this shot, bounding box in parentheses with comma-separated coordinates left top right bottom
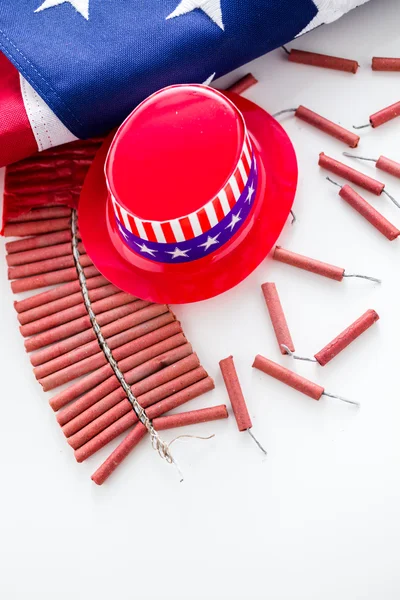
(25, 300, 146, 353)
(11, 264, 99, 294)
(57, 348, 199, 437)
(376, 156, 400, 179)
(155, 404, 228, 430)
(66, 352, 200, 447)
(36, 316, 179, 381)
(343, 153, 400, 182)
(35, 303, 169, 369)
(372, 57, 400, 72)
(133, 365, 206, 413)
(253, 354, 324, 400)
(7, 139, 102, 168)
(4, 217, 71, 238)
(18, 283, 119, 326)
(338, 184, 400, 241)
(41, 329, 185, 393)
(226, 73, 258, 94)
(262, 282, 295, 354)
(219, 355, 251, 431)
(14, 274, 108, 314)
(6, 229, 71, 254)
(92, 405, 227, 485)
(58, 350, 201, 430)
(20, 291, 137, 338)
(52, 336, 190, 416)
(53, 316, 177, 417)
(6, 156, 94, 178)
(7, 241, 84, 267)
(314, 309, 379, 366)
(273, 246, 344, 281)
(75, 375, 215, 462)
(319, 152, 385, 195)
(92, 425, 147, 484)
(6, 206, 71, 223)
(8, 251, 90, 280)
(5, 176, 86, 195)
(370, 101, 400, 128)
(288, 49, 359, 73)
(295, 105, 359, 147)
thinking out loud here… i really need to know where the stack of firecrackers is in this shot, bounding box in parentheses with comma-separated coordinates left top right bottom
(3, 140, 233, 485)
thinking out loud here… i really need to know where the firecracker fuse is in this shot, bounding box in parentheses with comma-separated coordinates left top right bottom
(282, 309, 379, 366)
(273, 247, 381, 283)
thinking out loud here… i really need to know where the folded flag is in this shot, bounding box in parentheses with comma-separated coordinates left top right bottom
(0, 0, 370, 167)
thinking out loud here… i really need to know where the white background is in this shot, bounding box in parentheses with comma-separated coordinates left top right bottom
(1, 1, 400, 598)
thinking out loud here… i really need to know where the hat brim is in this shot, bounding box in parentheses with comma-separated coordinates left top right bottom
(79, 92, 297, 304)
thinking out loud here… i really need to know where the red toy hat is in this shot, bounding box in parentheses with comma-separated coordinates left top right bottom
(79, 85, 297, 304)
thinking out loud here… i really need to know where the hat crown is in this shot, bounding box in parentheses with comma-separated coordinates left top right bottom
(106, 85, 245, 222)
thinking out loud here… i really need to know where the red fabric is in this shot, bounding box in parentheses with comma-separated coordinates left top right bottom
(0, 53, 37, 168)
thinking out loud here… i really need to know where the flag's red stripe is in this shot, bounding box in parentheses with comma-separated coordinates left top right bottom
(225, 183, 236, 209)
(179, 216, 195, 240)
(161, 222, 176, 243)
(212, 197, 225, 222)
(127, 214, 139, 237)
(143, 222, 157, 242)
(197, 208, 211, 233)
(0, 54, 37, 169)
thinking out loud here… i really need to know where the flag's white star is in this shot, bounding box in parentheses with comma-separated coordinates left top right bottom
(35, 0, 89, 19)
(166, 247, 191, 259)
(225, 211, 242, 232)
(297, 0, 369, 36)
(202, 72, 216, 86)
(246, 183, 255, 204)
(135, 242, 158, 257)
(167, 0, 224, 31)
(198, 233, 220, 251)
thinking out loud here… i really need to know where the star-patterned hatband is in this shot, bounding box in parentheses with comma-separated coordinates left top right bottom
(114, 152, 259, 264)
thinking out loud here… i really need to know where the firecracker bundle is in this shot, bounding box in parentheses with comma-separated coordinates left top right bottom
(3, 138, 230, 483)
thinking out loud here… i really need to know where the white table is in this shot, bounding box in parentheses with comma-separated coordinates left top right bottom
(1, 1, 399, 598)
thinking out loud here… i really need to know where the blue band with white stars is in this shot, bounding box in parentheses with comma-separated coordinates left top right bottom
(115, 153, 258, 264)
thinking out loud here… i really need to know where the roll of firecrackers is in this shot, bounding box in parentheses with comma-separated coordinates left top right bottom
(3, 139, 229, 483)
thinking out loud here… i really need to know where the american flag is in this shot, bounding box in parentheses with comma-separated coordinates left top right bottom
(0, 0, 370, 167)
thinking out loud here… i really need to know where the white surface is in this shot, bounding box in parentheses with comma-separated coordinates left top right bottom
(1, 1, 400, 598)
